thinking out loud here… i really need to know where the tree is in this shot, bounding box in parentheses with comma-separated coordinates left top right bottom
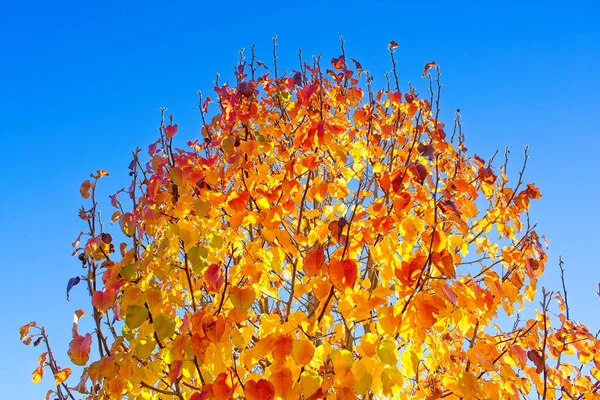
(21, 39, 600, 399)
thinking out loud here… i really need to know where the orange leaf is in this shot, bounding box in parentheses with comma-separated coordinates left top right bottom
(228, 191, 250, 212)
(422, 61, 436, 77)
(190, 334, 211, 362)
(272, 334, 293, 363)
(329, 259, 357, 292)
(270, 367, 293, 398)
(213, 371, 235, 399)
(292, 339, 315, 366)
(20, 321, 36, 341)
(202, 314, 226, 344)
(395, 253, 425, 287)
(68, 333, 92, 366)
(431, 250, 455, 278)
(245, 379, 275, 400)
(392, 192, 411, 214)
(54, 368, 72, 386)
(92, 289, 116, 312)
(80, 180, 93, 199)
(32, 365, 44, 383)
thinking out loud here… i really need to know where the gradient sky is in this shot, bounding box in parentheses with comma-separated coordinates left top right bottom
(1, 0, 598, 397)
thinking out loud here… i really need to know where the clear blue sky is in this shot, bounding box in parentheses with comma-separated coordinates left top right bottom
(1, 0, 598, 397)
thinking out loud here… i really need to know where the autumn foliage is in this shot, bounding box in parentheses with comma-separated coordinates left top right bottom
(21, 40, 600, 399)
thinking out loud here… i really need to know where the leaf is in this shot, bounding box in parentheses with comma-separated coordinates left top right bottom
(212, 371, 235, 399)
(395, 253, 425, 287)
(292, 339, 315, 366)
(32, 365, 44, 383)
(245, 379, 275, 400)
(329, 259, 357, 292)
(304, 248, 325, 277)
(205, 264, 224, 292)
(54, 368, 72, 386)
(20, 321, 36, 341)
(269, 367, 293, 398)
(230, 286, 255, 312)
(92, 289, 116, 312)
(125, 305, 148, 329)
(66, 277, 81, 300)
(168, 360, 182, 385)
(164, 124, 178, 139)
(330, 349, 353, 375)
(300, 371, 322, 398)
(80, 180, 93, 199)
(272, 334, 293, 363)
(227, 191, 250, 212)
(71, 309, 85, 337)
(331, 56, 345, 70)
(400, 345, 420, 377)
(190, 334, 211, 361)
(432, 250, 456, 278)
(422, 61, 436, 77)
(441, 284, 457, 306)
(119, 212, 136, 237)
(377, 338, 398, 365)
(194, 198, 211, 218)
(68, 333, 92, 366)
(153, 314, 175, 341)
(527, 350, 544, 373)
(202, 314, 226, 343)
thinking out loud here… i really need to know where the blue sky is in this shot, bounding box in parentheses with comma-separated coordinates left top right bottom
(1, 0, 598, 397)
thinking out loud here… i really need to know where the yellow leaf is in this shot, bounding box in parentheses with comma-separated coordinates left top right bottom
(32, 366, 44, 383)
(377, 338, 398, 366)
(300, 370, 322, 398)
(400, 344, 421, 377)
(54, 368, 72, 386)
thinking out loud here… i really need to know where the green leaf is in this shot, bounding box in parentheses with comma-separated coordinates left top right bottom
(193, 199, 211, 218)
(210, 235, 223, 249)
(125, 305, 148, 329)
(153, 314, 175, 341)
(135, 339, 156, 359)
(188, 246, 208, 275)
(120, 263, 136, 281)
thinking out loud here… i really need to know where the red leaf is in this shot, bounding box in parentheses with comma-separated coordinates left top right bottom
(245, 379, 275, 400)
(408, 163, 428, 184)
(441, 285, 457, 306)
(331, 56, 345, 70)
(165, 124, 178, 139)
(205, 264, 224, 292)
(527, 350, 545, 374)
